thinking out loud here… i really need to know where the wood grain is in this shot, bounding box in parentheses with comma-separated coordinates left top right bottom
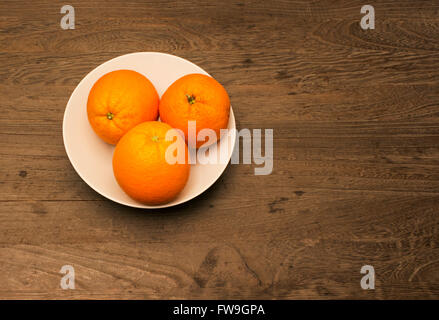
(1, 0, 439, 299)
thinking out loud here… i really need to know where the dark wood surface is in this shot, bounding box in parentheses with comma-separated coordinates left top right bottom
(1, 0, 439, 299)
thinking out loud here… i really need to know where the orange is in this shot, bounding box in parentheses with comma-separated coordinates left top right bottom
(159, 73, 230, 148)
(113, 121, 190, 205)
(87, 70, 159, 145)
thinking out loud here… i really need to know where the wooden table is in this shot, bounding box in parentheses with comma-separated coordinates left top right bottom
(1, 0, 438, 299)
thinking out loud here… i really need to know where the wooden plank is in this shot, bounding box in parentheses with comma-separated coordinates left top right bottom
(0, 0, 438, 299)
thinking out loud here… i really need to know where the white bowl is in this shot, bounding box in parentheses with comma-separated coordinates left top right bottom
(63, 52, 236, 209)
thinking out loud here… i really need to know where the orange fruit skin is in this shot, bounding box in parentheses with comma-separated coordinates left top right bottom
(87, 70, 159, 145)
(113, 121, 190, 205)
(159, 73, 230, 148)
